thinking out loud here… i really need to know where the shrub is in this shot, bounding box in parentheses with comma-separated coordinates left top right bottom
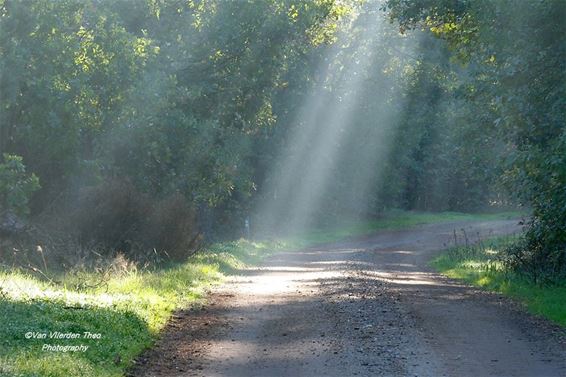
(0, 154, 40, 216)
(72, 179, 151, 253)
(504, 229, 566, 285)
(141, 193, 200, 261)
(503, 133, 566, 284)
(70, 179, 200, 262)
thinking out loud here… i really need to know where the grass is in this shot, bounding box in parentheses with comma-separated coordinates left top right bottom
(292, 209, 521, 246)
(0, 209, 521, 376)
(0, 240, 280, 377)
(431, 237, 566, 328)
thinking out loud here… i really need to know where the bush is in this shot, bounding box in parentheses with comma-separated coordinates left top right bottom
(503, 133, 566, 284)
(73, 179, 151, 253)
(70, 179, 200, 262)
(0, 154, 40, 216)
(141, 193, 200, 261)
(504, 228, 566, 285)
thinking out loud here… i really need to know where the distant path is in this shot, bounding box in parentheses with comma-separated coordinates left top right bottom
(132, 220, 566, 377)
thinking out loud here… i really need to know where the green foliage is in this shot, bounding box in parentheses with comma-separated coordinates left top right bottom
(0, 154, 40, 216)
(0, 0, 154, 197)
(385, 0, 566, 280)
(0, 0, 356, 242)
(502, 132, 566, 284)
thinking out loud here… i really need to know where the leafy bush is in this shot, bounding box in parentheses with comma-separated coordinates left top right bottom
(502, 133, 566, 283)
(0, 154, 40, 216)
(141, 193, 200, 261)
(504, 220, 566, 285)
(73, 179, 151, 254)
(71, 179, 200, 262)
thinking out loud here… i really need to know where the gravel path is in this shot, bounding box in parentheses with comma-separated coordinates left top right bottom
(131, 220, 566, 377)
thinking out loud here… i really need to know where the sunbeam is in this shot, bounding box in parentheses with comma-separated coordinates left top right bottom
(254, 3, 417, 236)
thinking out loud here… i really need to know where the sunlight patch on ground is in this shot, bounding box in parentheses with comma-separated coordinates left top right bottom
(308, 260, 375, 268)
(308, 260, 352, 265)
(361, 270, 443, 286)
(256, 266, 324, 272)
(381, 263, 417, 269)
(386, 250, 416, 255)
(300, 248, 366, 255)
(231, 269, 342, 295)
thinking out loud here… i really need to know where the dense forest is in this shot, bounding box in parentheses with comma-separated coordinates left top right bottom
(0, 0, 564, 281)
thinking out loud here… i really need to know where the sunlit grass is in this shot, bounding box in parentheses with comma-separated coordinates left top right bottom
(0, 239, 282, 377)
(431, 237, 566, 328)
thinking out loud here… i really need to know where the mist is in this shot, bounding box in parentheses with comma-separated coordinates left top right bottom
(253, 6, 419, 236)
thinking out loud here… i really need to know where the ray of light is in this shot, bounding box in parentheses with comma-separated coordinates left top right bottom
(254, 3, 418, 236)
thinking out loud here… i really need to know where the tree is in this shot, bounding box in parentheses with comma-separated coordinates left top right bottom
(384, 0, 566, 281)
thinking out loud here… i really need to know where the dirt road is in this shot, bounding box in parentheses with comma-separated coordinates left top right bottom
(132, 220, 566, 377)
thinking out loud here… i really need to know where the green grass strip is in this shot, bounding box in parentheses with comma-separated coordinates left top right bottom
(431, 237, 566, 328)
